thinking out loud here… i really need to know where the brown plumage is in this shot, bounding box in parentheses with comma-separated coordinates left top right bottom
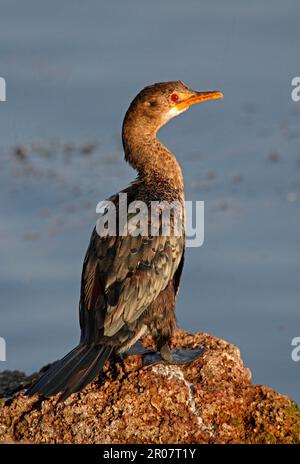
(26, 81, 223, 400)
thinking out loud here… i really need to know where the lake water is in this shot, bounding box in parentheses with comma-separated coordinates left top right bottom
(0, 0, 300, 403)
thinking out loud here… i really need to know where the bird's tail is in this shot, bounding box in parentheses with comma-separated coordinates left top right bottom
(26, 343, 113, 401)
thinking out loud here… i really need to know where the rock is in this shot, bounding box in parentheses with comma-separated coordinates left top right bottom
(0, 330, 299, 444)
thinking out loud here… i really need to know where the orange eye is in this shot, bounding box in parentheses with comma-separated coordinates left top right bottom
(171, 93, 179, 102)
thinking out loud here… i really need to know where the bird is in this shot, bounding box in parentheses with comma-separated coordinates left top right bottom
(26, 81, 223, 401)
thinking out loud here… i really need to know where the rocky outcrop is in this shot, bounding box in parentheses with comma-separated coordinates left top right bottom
(0, 330, 299, 444)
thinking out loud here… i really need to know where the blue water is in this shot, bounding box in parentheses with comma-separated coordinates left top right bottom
(0, 0, 300, 403)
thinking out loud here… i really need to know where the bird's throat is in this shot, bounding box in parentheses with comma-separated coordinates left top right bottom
(122, 123, 184, 196)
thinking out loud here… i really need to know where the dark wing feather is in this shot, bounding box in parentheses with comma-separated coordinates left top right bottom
(79, 192, 184, 344)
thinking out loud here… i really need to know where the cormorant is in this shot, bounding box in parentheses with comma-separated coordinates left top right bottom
(26, 81, 223, 400)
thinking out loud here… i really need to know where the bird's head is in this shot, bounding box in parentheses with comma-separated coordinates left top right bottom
(124, 80, 223, 132)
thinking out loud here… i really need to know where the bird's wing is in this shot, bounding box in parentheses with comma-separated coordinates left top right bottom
(79, 200, 184, 343)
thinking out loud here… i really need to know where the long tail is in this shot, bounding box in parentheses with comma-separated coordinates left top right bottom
(26, 344, 113, 401)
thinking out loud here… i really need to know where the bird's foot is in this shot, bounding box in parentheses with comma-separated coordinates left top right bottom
(143, 343, 205, 367)
(123, 341, 205, 366)
(124, 340, 154, 356)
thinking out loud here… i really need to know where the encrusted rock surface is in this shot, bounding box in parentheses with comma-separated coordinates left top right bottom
(0, 330, 299, 444)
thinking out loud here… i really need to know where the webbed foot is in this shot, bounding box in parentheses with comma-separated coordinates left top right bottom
(124, 340, 155, 356)
(143, 343, 205, 367)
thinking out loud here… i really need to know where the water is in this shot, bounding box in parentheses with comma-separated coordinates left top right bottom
(0, 0, 300, 403)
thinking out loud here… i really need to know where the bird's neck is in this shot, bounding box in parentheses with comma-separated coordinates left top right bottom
(122, 119, 184, 199)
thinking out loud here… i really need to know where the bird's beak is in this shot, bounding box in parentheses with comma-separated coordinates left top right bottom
(176, 90, 224, 111)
